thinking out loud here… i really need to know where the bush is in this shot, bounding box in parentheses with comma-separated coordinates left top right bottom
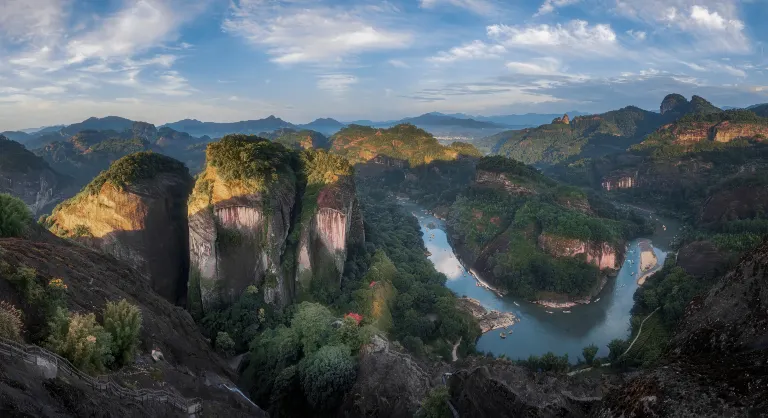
(608, 338, 628, 362)
(0, 301, 24, 341)
(420, 386, 452, 418)
(103, 299, 142, 366)
(299, 344, 356, 410)
(216, 331, 236, 357)
(0, 193, 31, 238)
(582, 344, 598, 365)
(291, 302, 335, 355)
(46, 309, 114, 373)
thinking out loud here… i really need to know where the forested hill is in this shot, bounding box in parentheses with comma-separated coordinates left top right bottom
(481, 94, 723, 166)
(329, 123, 481, 166)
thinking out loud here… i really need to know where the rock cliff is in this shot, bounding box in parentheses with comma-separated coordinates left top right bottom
(537, 233, 622, 271)
(45, 152, 193, 305)
(0, 135, 72, 215)
(188, 136, 298, 310)
(475, 169, 537, 195)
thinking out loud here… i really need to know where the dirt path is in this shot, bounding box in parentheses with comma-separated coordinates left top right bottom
(622, 308, 660, 356)
(452, 337, 462, 362)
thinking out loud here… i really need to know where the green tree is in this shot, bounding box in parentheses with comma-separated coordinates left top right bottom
(0, 193, 30, 238)
(216, 331, 236, 357)
(46, 309, 114, 373)
(608, 338, 628, 362)
(291, 302, 335, 355)
(103, 299, 142, 366)
(299, 344, 356, 410)
(420, 386, 452, 418)
(582, 344, 598, 365)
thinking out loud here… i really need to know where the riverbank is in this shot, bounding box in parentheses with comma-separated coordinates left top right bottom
(638, 239, 658, 273)
(456, 297, 517, 333)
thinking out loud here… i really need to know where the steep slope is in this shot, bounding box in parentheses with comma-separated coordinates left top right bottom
(330, 123, 481, 166)
(0, 135, 72, 215)
(294, 150, 365, 294)
(187, 135, 300, 310)
(0, 232, 266, 417)
(45, 152, 193, 305)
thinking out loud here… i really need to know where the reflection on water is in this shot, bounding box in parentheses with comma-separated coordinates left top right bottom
(401, 199, 679, 361)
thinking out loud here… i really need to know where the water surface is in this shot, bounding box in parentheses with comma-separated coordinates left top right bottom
(400, 199, 680, 361)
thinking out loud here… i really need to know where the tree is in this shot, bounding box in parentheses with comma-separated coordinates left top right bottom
(0, 193, 30, 238)
(103, 299, 142, 366)
(582, 344, 598, 365)
(216, 331, 235, 357)
(0, 301, 24, 341)
(46, 309, 114, 373)
(291, 302, 335, 355)
(608, 338, 628, 362)
(299, 344, 356, 410)
(420, 386, 452, 418)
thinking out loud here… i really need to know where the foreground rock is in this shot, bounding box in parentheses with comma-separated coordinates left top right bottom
(457, 297, 517, 333)
(46, 152, 193, 305)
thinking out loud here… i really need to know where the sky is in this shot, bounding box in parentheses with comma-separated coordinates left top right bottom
(1, 0, 768, 130)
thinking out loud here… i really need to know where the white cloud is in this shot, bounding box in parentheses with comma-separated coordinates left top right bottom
(30, 85, 67, 95)
(316, 74, 358, 94)
(535, 0, 581, 16)
(626, 30, 647, 40)
(488, 20, 617, 53)
(419, 0, 496, 15)
(224, 0, 412, 65)
(682, 60, 747, 77)
(388, 59, 410, 68)
(614, 0, 748, 52)
(0, 0, 68, 43)
(506, 57, 567, 76)
(428, 41, 506, 63)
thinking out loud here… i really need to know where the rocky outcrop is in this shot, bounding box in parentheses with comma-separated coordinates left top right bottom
(676, 240, 732, 278)
(700, 180, 768, 223)
(594, 240, 768, 417)
(188, 166, 297, 310)
(0, 136, 72, 215)
(339, 335, 432, 418)
(552, 114, 570, 125)
(46, 152, 192, 305)
(456, 297, 517, 333)
(475, 170, 536, 195)
(295, 177, 365, 293)
(537, 233, 622, 271)
(0, 234, 267, 417)
(660, 93, 688, 115)
(371, 154, 409, 169)
(712, 121, 768, 142)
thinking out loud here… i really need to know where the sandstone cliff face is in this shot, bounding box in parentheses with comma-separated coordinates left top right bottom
(295, 178, 365, 293)
(712, 121, 768, 142)
(537, 233, 621, 270)
(189, 166, 297, 310)
(0, 136, 71, 215)
(47, 167, 193, 305)
(475, 170, 536, 195)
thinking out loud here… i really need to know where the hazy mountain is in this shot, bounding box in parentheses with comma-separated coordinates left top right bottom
(162, 116, 295, 137)
(442, 111, 590, 127)
(297, 118, 346, 135)
(61, 116, 136, 136)
(0, 131, 33, 144)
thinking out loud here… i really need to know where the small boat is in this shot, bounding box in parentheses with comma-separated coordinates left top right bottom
(562, 310, 571, 313)
(546, 311, 554, 314)
(513, 302, 520, 307)
(594, 298, 601, 302)
(500, 332, 506, 339)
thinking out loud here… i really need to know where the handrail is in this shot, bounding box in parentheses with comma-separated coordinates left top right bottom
(0, 336, 202, 414)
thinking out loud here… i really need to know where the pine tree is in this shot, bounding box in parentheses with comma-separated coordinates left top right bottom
(103, 299, 142, 366)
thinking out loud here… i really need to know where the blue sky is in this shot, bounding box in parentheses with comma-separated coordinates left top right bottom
(1, 0, 768, 130)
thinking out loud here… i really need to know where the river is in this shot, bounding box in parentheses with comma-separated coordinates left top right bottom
(399, 199, 680, 361)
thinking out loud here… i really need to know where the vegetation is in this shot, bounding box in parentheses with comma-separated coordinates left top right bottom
(330, 123, 479, 166)
(0, 135, 50, 172)
(81, 151, 188, 195)
(418, 386, 452, 418)
(0, 301, 24, 341)
(582, 344, 598, 365)
(103, 299, 142, 366)
(259, 128, 330, 150)
(0, 193, 31, 238)
(299, 344, 357, 410)
(515, 351, 570, 373)
(205, 134, 297, 192)
(215, 331, 236, 357)
(46, 309, 114, 373)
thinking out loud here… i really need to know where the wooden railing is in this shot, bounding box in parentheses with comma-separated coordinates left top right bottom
(0, 336, 202, 415)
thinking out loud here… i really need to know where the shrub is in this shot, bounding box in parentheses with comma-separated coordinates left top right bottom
(46, 309, 113, 374)
(420, 386, 452, 418)
(0, 301, 24, 341)
(582, 344, 598, 365)
(103, 299, 142, 366)
(0, 193, 31, 238)
(216, 331, 235, 357)
(299, 344, 356, 410)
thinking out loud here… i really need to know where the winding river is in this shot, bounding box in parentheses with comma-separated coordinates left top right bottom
(400, 199, 680, 361)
